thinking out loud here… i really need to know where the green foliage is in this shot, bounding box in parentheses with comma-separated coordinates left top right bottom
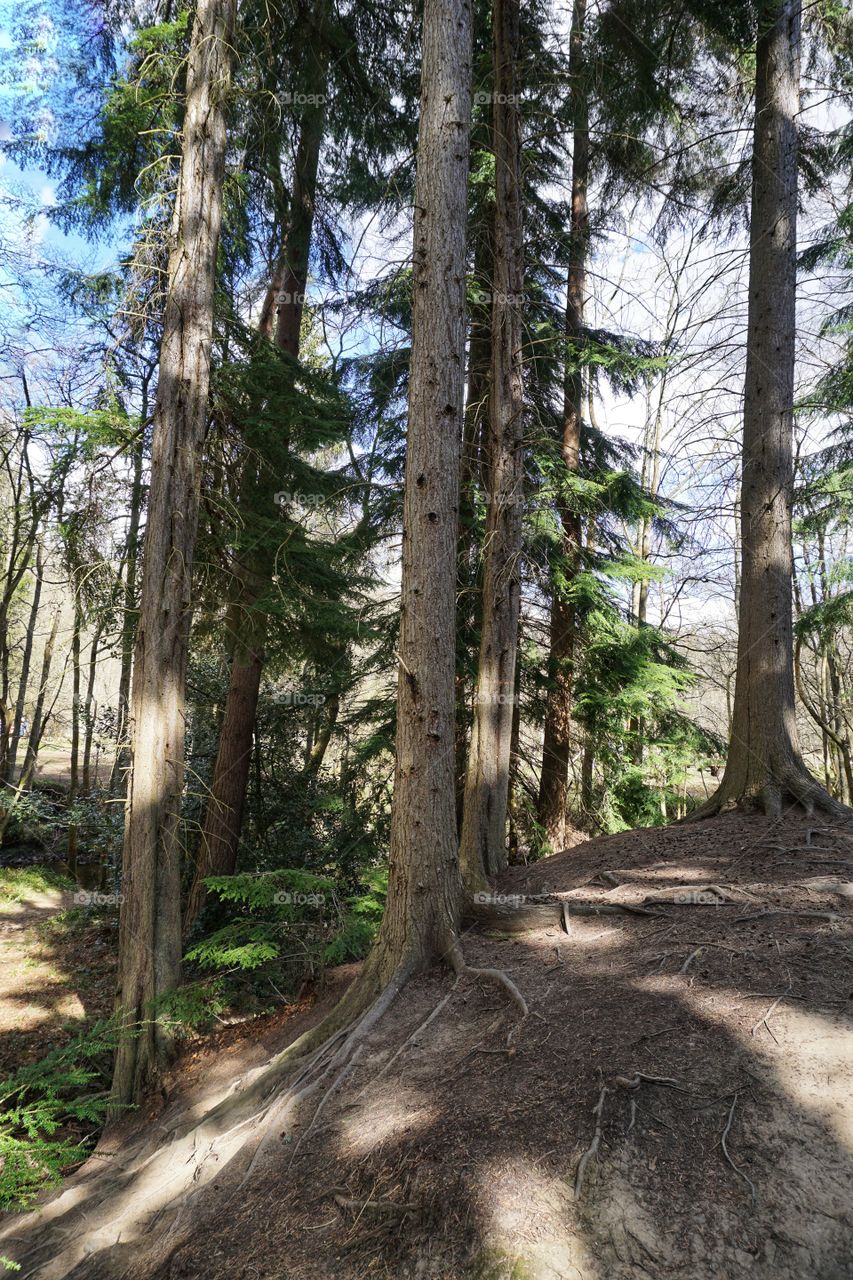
(0, 1018, 128, 1212)
(184, 866, 386, 992)
(22, 404, 140, 457)
(0, 866, 73, 903)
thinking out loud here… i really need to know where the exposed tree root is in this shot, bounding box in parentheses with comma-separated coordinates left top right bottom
(732, 909, 840, 924)
(1, 917, 536, 1279)
(471, 896, 659, 936)
(447, 940, 529, 1018)
(369, 980, 461, 1087)
(719, 1094, 757, 1202)
(0, 961, 415, 1279)
(574, 1072, 685, 1199)
(574, 1080, 608, 1198)
(688, 759, 849, 822)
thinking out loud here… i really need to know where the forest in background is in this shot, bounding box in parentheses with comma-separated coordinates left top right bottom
(0, 0, 850, 1246)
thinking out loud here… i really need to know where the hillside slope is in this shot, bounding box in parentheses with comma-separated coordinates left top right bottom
(3, 810, 853, 1279)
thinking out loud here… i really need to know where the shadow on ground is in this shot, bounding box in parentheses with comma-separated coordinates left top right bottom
(4, 809, 853, 1279)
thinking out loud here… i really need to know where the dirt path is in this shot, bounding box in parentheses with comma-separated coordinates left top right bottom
(3, 811, 853, 1279)
(0, 882, 116, 1076)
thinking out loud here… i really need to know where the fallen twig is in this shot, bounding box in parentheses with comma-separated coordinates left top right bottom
(750, 989, 790, 1041)
(679, 947, 704, 974)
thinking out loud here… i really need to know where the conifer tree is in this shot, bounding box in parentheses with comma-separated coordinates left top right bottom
(112, 0, 235, 1105)
(694, 0, 845, 817)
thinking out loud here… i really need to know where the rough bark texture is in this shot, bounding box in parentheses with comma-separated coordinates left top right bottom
(693, 0, 842, 820)
(364, 0, 473, 982)
(112, 0, 235, 1107)
(459, 0, 524, 890)
(537, 0, 587, 850)
(183, 35, 328, 934)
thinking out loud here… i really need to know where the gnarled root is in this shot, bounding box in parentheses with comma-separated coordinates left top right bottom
(688, 756, 849, 822)
(0, 962, 414, 1280)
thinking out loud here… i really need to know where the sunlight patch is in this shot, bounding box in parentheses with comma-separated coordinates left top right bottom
(337, 1086, 436, 1156)
(474, 1154, 597, 1279)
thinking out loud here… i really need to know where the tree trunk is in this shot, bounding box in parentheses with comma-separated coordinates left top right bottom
(67, 597, 82, 876)
(110, 413, 146, 797)
(536, 0, 588, 851)
(184, 24, 328, 933)
(82, 623, 105, 791)
(6, 543, 44, 781)
(357, 0, 473, 987)
(12, 600, 62, 802)
(693, 0, 842, 819)
(459, 0, 524, 890)
(455, 223, 493, 829)
(112, 0, 235, 1108)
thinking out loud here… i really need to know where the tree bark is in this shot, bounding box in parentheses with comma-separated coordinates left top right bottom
(184, 23, 328, 933)
(459, 0, 524, 890)
(455, 221, 493, 829)
(112, 0, 235, 1108)
(536, 0, 588, 851)
(692, 0, 843, 819)
(67, 595, 82, 876)
(358, 0, 473, 986)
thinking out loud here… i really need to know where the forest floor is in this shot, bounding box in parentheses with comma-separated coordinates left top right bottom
(3, 809, 853, 1279)
(0, 873, 116, 1076)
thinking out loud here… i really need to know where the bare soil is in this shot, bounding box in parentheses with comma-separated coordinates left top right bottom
(0, 887, 117, 1076)
(5, 810, 853, 1279)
